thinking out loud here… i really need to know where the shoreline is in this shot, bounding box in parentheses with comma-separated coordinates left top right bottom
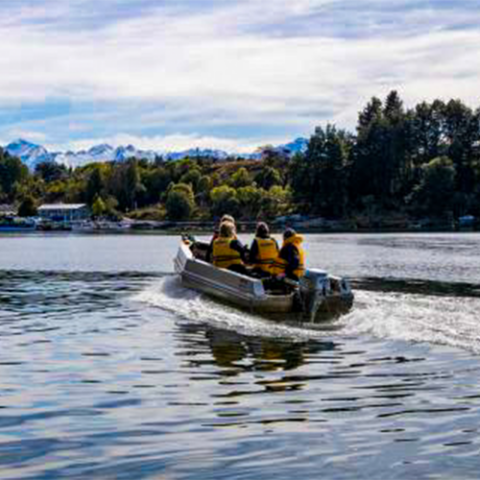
(0, 226, 476, 236)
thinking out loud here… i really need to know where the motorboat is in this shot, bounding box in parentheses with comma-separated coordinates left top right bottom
(174, 239, 354, 321)
(0, 216, 36, 232)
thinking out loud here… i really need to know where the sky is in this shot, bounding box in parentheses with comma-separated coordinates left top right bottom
(0, 0, 479, 153)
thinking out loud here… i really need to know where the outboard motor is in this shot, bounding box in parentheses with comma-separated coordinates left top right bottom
(299, 269, 331, 321)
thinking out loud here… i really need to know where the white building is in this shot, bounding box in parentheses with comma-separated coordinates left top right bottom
(38, 204, 90, 222)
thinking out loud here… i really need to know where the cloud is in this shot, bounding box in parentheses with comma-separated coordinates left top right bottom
(45, 132, 287, 154)
(0, 0, 479, 147)
(6, 130, 48, 144)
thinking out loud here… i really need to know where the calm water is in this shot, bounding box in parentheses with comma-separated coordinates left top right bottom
(2, 233, 480, 479)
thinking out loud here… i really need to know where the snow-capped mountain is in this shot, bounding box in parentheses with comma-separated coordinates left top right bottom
(5, 139, 53, 170)
(114, 145, 157, 162)
(2, 137, 309, 170)
(52, 144, 115, 167)
(52, 144, 159, 167)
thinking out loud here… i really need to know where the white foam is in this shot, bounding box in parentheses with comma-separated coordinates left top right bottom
(134, 277, 480, 352)
(341, 290, 480, 353)
(134, 276, 329, 341)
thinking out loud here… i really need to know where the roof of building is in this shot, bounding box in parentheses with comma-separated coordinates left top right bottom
(38, 203, 87, 211)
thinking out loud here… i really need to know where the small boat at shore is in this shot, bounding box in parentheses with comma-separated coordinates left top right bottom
(174, 240, 354, 321)
(0, 216, 36, 232)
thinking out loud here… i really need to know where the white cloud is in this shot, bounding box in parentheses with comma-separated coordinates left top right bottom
(0, 0, 479, 144)
(45, 132, 288, 154)
(6, 130, 48, 144)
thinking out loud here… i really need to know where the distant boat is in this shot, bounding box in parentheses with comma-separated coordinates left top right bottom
(0, 216, 36, 232)
(72, 220, 132, 232)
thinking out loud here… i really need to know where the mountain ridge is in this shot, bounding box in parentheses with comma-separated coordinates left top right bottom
(3, 137, 309, 170)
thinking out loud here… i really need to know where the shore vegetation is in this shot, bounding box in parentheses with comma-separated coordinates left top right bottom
(1, 91, 480, 226)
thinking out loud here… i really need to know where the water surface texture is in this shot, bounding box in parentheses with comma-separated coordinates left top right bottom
(1, 233, 480, 479)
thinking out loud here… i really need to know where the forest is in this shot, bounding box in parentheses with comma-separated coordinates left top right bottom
(1, 91, 480, 225)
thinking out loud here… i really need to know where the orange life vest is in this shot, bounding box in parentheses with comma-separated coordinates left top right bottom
(212, 237, 244, 269)
(252, 237, 278, 273)
(272, 234, 306, 278)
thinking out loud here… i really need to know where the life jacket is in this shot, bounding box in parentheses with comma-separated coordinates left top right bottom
(272, 234, 306, 278)
(252, 237, 279, 273)
(212, 237, 244, 269)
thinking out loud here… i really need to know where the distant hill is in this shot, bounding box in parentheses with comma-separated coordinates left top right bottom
(3, 137, 309, 170)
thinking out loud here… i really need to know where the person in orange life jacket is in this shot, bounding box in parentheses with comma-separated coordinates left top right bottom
(207, 215, 237, 263)
(212, 221, 248, 274)
(248, 222, 279, 278)
(273, 228, 306, 281)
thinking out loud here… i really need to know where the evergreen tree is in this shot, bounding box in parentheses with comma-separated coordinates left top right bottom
(124, 160, 145, 210)
(18, 195, 38, 217)
(442, 99, 478, 194)
(35, 162, 67, 183)
(0, 151, 29, 199)
(85, 167, 106, 205)
(166, 183, 195, 220)
(409, 156, 455, 218)
(209, 185, 240, 217)
(230, 167, 253, 188)
(254, 166, 282, 190)
(92, 195, 107, 218)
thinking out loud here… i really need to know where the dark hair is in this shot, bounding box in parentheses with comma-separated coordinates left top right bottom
(256, 222, 269, 237)
(283, 228, 296, 239)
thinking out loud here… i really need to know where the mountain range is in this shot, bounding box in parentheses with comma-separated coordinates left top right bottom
(2, 138, 309, 170)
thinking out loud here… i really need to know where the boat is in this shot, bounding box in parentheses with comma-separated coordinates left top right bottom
(174, 239, 354, 321)
(72, 220, 132, 232)
(0, 216, 36, 232)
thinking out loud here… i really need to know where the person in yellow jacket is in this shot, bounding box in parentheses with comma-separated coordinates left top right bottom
(206, 215, 237, 263)
(212, 221, 248, 274)
(272, 228, 306, 281)
(248, 222, 279, 278)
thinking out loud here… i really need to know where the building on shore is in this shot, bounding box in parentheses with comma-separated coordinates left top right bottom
(38, 204, 90, 222)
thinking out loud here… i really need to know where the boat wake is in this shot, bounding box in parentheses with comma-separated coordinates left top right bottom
(342, 289, 480, 353)
(134, 276, 332, 341)
(135, 275, 480, 353)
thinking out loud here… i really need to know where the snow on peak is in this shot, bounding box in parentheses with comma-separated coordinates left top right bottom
(2, 137, 308, 169)
(5, 139, 53, 169)
(88, 144, 114, 156)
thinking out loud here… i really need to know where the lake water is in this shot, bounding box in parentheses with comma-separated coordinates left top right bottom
(2, 232, 480, 479)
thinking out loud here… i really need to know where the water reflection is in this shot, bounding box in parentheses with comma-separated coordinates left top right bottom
(176, 323, 337, 400)
(3, 251, 480, 478)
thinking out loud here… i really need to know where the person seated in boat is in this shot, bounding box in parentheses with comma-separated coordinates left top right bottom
(272, 228, 306, 281)
(206, 215, 237, 263)
(212, 221, 248, 274)
(248, 222, 279, 278)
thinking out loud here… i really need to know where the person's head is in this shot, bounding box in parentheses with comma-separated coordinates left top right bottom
(283, 228, 296, 240)
(221, 214, 235, 225)
(256, 222, 269, 238)
(219, 221, 235, 238)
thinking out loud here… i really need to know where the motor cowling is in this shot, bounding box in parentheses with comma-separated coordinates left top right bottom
(299, 269, 331, 320)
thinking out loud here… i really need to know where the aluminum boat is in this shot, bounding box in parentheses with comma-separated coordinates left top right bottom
(174, 240, 354, 321)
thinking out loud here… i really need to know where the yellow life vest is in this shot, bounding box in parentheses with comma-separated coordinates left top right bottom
(253, 237, 279, 273)
(272, 234, 306, 278)
(212, 237, 244, 269)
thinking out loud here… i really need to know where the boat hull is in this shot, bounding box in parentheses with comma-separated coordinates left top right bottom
(175, 243, 294, 313)
(174, 242, 353, 319)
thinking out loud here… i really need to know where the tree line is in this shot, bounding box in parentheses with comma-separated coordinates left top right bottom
(1, 91, 479, 223)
